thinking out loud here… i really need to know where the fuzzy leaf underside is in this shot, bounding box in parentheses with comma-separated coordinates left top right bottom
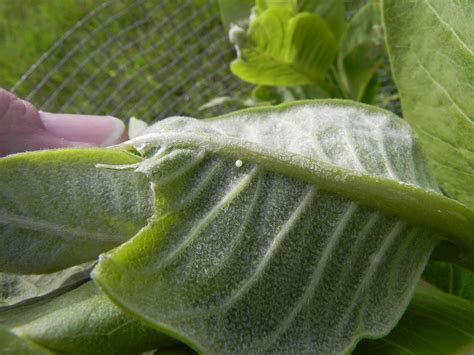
(354, 281, 474, 355)
(0, 282, 174, 354)
(382, 0, 474, 209)
(0, 149, 154, 274)
(131, 101, 474, 247)
(91, 101, 469, 354)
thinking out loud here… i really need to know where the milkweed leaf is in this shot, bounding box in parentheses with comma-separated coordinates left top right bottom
(231, 8, 337, 86)
(0, 149, 154, 273)
(0, 282, 175, 354)
(93, 101, 473, 354)
(354, 281, 474, 355)
(382, 0, 474, 208)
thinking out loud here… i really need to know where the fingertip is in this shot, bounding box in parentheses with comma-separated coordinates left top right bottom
(40, 113, 127, 147)
(99, 116, 127, 146)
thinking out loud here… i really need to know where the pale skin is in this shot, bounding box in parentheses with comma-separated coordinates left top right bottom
(0, 88, 128, 156)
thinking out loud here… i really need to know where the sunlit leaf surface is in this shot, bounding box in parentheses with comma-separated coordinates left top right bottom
(231, 8, 337, 86)
(383, 0, 474, 208)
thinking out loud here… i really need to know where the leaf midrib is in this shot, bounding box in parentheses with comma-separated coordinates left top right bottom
(127, 130, 474, 259)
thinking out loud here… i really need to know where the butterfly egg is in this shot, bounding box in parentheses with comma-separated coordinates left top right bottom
(235, 159, 243, 168)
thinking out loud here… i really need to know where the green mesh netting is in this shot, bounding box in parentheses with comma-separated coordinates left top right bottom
(11, 0, 251, 123)
(11, 0, 398, 123)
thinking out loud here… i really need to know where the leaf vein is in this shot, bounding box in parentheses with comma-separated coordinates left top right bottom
(151, 150, 207, 186)
(249, 201, 358, 353)
(172, 159, 225, 210)
(342, 125, 367, 173)
(418, 60, 472, 124)
(222, 186, 317, 310)
(154, 166, 260, 270)
(337, 221, 405, 333)
(205, 173, 263, 277)
(377, 127, 398, 179)
(423, 0, 473, 56)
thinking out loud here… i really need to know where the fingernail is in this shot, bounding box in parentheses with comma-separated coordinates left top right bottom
(39, 112, 127, 146)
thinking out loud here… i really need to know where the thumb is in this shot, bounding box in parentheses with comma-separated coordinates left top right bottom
(39, 112, 128, 147)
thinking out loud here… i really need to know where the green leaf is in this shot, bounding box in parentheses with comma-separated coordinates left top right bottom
(382, 0, 474, 208)
(218, 0, 254, 29)
(298, 0, 346, 41)
(0, 262, 92, 308)
(251, 84, 329, 106)
(0, 282, 175, 354)
(92, 101, 473, 354)
(360, 72, 380, 105)
(339, 2, 383, 56)
(231, 8, 337, 86)
(256, 0, 346, 40)
(251, 86, 285, 105)
(0, 326, 51, 354)
(0, 149, 154, 274)
(256, 0, 297, 13)
(423, 261, 474, 303)
(353, 281, 474, 355)
(337, 2, 385, 101)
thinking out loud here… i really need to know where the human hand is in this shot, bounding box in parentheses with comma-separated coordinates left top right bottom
(0, 88, 127, 156)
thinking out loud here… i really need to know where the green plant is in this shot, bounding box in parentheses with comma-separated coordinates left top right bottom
(205, 0, 388, 112)
(1, 0, 473, 354)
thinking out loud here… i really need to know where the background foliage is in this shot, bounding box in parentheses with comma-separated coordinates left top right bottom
(0, 0, 97, 89)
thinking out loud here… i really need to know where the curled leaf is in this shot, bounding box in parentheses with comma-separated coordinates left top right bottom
(93, 101, 472, 353)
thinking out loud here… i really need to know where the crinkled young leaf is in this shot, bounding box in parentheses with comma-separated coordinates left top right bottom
(337, 2, 384, 101)
(354, 281, 474, 355)
(231, 8, 337, 86)
(0, 262, 93, 308)
(382, 0, 474, 208)
(256, 0, 346, 40)
(0, 282, 175, 354)
(93, 101, 473, 354)
(256, 0, 297, 13)
(0, 149, 153, 274)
